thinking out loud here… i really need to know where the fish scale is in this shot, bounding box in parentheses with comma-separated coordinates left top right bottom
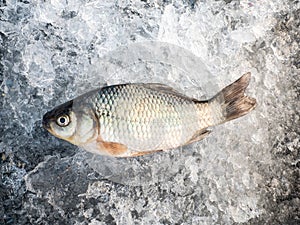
(92, 84, 200, 151)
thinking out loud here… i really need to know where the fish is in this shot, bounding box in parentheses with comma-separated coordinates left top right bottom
(42, 72, 257, 157)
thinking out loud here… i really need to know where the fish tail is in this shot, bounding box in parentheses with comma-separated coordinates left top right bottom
(209, 72, 257, 124)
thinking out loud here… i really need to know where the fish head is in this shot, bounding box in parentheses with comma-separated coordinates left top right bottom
(42, 100, 98, 146)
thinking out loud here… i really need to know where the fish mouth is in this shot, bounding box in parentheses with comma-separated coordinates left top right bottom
(42, 120, 50, 130)
(42, 112, 52, 130)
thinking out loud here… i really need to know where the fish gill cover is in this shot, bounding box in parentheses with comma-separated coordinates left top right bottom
(0, 0, 299, 224)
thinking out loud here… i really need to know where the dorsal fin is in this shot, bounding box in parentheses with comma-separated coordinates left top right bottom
(139, 83, 199, 102)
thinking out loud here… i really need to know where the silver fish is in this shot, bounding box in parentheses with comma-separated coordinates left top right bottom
(43, 73, 256, 157)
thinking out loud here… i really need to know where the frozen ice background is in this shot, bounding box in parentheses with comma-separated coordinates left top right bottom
(1, 0, 299, 224)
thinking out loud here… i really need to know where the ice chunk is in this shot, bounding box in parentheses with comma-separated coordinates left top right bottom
(230, 29, 256, 43)
(1, 0, 299, 224)
(86, 41, 213, 97)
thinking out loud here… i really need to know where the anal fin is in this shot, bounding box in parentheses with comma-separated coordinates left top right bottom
(185, 129, 211, 145)
(129, 149, 163, 157)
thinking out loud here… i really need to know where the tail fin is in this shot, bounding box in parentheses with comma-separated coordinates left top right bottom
(212, 72, 257, 123)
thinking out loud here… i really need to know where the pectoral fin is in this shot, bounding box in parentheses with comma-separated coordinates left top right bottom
(185, 129, 211, 145)
(97, 140, 128, 157)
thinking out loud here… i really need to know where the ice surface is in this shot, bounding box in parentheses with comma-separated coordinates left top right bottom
(1, 0, 299, 224)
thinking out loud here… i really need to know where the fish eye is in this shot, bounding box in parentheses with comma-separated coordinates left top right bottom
(56, 115, 70, 127)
